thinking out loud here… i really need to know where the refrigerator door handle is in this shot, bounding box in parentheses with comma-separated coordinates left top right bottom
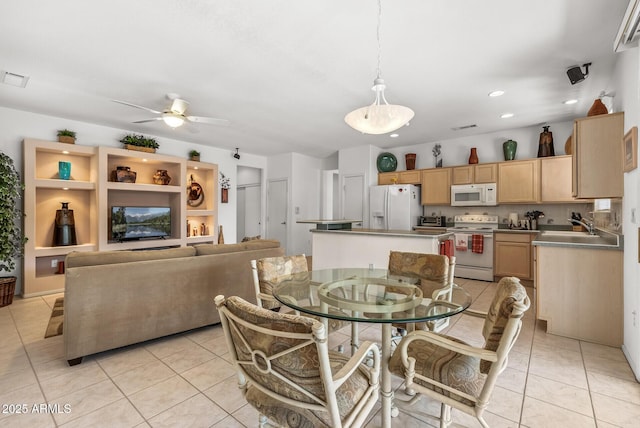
(384, 190, 389, 229)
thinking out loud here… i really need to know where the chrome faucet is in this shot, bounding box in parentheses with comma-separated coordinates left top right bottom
(568, 218, 597, 235)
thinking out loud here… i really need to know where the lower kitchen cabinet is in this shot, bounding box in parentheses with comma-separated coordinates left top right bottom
(536, 245, 622, 347)
(494, 232, 534, 280)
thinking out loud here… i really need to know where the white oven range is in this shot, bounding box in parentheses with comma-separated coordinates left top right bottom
(446, 215, 498, 282)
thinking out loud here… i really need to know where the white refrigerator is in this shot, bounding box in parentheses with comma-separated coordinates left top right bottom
(369, 184, 421, 230)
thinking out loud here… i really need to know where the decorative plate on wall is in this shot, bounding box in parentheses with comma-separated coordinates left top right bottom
(376, 152, 398, 172)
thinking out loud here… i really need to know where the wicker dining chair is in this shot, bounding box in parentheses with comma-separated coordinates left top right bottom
(251, 255, 351, 338)
(387, 251, 456, 334)
(214, 295, 381, 428)
(388, 276, 530, 428)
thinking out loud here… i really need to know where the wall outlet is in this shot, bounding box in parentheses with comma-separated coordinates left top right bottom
(51, 259, 58, 268)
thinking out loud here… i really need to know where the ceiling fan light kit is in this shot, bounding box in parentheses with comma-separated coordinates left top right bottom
(344, 0, 414, 135)
(113, 94, 229, 129)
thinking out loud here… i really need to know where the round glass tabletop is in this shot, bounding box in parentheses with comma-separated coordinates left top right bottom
(272, 268, 471, 324)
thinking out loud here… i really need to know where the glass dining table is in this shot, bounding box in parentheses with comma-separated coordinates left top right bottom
(272, 267, 472, 428)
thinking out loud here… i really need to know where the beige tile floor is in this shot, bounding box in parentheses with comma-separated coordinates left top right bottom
(1, 278, 639, 427)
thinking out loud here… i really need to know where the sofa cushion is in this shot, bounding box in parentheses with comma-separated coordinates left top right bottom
(66, 247, 196, 268)
(194, 239, 280, 256)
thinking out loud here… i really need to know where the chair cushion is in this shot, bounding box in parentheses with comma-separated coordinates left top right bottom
(388, 251, 449, 298)
(481, 276, 528, 373)
(245, 350, 372, 427)
(389, 335, 485, 407)
(256, 255, 309, 310)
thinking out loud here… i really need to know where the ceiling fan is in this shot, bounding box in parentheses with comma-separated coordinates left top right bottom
(112, 94, 229, 129)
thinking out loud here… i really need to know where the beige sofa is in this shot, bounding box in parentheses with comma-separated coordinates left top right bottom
(64, 240, 284, 365)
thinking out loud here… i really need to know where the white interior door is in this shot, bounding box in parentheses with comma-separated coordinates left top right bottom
(267, 179, 288, 250)
(243, 185, 261, 237)
(342, 174, 365, 228)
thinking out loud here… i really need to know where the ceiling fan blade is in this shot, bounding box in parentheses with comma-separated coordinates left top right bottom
(186, 116, 230, 126)
(132, 118, 163, 124)
(112, 99, 162, 115)
(170, 98, 189, 115)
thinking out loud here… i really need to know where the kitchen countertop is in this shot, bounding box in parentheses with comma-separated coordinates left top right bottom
(532, 229, 623, 250)
(311, 228, 452, 238)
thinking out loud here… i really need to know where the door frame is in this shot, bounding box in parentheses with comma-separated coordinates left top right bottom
(341, 173, 366, 228)
(266, 177, 289, 251)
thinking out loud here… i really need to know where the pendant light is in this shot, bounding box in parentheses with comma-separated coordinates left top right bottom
(344, 0, 414, 135)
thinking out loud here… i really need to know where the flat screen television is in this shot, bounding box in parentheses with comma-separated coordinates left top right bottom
(111, 206, 171, 242)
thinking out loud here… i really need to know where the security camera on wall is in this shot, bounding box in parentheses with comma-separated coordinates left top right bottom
(233, 148, 240, 160)
(567, 62, 591, 85)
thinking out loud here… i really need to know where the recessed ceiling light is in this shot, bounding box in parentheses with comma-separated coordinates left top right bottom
(390, 133, 399, 138)
(500, 113, 514, 119)
(564, 99, 578, 105)
(488, 90, 504, 97)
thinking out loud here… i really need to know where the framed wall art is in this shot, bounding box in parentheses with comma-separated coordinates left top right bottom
(623, 126, 637, 172)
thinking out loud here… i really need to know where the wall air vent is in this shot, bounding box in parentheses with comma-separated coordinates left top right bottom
(452, 124, 477, 131)
(0, 71, 29, 88)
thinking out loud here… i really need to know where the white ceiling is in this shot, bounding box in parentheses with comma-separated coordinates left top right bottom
(0, 0, 630, 158)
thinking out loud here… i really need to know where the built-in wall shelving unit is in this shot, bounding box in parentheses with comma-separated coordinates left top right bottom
(23, 139, 218, 296)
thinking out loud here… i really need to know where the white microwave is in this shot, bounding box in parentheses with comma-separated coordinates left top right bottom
(450, 183, 497, 206)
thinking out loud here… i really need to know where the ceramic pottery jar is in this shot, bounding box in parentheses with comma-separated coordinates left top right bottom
(468, 147, 479, 164)
(153, 169, 171, 185)
(537, 126, 555, 157)
(503, 140, 517, 161)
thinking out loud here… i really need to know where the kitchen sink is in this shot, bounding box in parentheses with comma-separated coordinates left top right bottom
(540, 231, 601, 238)
(536, 230, 620, 247)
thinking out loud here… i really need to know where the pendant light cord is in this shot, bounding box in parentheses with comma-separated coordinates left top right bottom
(376, 0, 382, 79)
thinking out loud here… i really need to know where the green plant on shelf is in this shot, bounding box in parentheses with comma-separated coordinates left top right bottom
(56, 129, 77, 138)
(119, 134, 159, 149)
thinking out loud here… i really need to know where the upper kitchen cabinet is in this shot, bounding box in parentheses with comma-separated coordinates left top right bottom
(540, 155, 582, 203)
(421, 168, 451, 205)
(451, 163, 497, 185)
(498, 159, 540, 203)
(572, 112, 623, 199)
(378, 170, 421, 185)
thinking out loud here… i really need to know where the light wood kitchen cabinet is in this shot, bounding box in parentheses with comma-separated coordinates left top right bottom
(536, 245, 622, 346)
(540, 155, 580, 202)
(421, 168, 451, 205)
(497, 159, 540, 203)
(572, 112, 624, 198)
(494, 232, 534, 280)
(451, 163, 497, 185)
(378, 170, 421, 185)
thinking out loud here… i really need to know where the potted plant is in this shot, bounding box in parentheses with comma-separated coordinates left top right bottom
(57, 129, 77, 144)
(0, 151, 27, 307)
(189, 150, 201, 161)
(119, 134, 160, 153)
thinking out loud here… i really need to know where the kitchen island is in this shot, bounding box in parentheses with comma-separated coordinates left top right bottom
(533, 229, 623, 346)
(308, 228, 452, 270)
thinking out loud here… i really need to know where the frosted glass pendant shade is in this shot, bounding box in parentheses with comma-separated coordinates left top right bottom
(344, 78, 414, 134)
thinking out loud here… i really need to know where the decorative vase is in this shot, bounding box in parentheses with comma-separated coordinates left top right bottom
(111, 166, 137, 183)
(52, 202, 77, 246)
(405, 153, 416, 170)
(587, 98, 608, 116)
(190, 155, 200, 162)
(58, 161, 71, 180)
(537, 126, 555, 157)
(468, 148, 479, 164)
(218, 225, 225, 244)
(565, 134, 573, 155)
(153, 169, 171, 185)
(435, 155, 443, 168)
(221, 188, 229, 203)
(502, 140, 517, 161)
